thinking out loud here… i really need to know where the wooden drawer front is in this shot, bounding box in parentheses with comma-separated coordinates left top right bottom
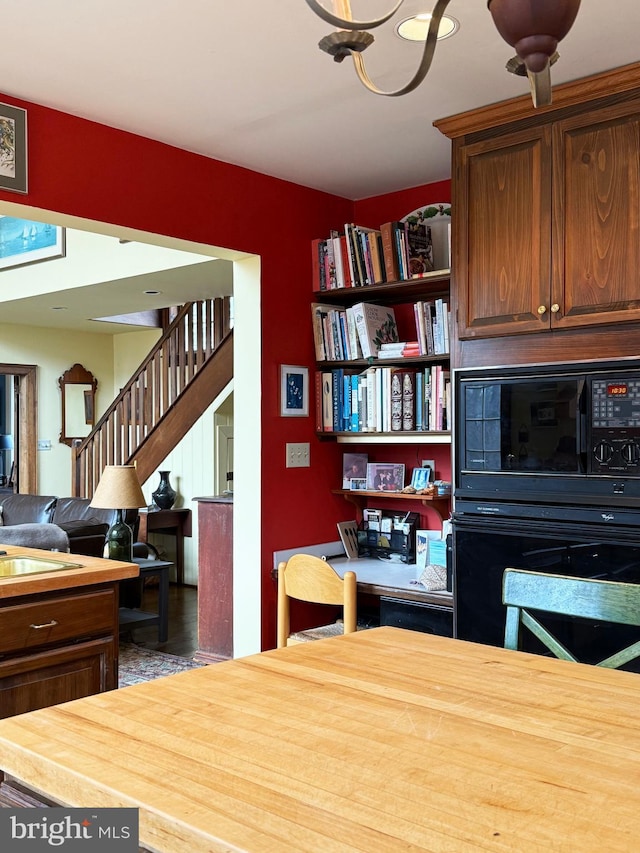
(0, 589, 116, 655)
(0, 638, 116, 718)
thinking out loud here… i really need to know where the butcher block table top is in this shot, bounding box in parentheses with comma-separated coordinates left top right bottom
(0, 543, 138, 598)
(0, 627, 638, 852)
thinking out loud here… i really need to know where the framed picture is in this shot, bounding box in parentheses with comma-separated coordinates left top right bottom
(410, 466, 433, 490)
(0, 216, 66, 270)
(342, 452, 368, 488)
(0, 103, 27, 194)
(280, 365, 309, 417)
(349, 477, 367, 491)
(366, 462, 405, 492)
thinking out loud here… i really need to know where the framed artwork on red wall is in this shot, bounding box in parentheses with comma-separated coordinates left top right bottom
(280, 365, 309, 417)
(0, 103, 27, 194)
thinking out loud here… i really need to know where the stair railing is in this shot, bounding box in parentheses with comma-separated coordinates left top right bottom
(72, 297, 232, 497)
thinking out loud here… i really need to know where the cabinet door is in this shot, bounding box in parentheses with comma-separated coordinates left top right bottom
(457, 126, 552, 338)
(552, 101, 640, 329)
(0, 638, 116, 719)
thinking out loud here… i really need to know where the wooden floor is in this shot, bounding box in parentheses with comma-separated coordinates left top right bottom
(123, 583, 198, 658)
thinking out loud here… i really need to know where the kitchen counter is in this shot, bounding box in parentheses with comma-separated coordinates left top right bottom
(0, 544, 138, 717)
(0, 543, 138, 598)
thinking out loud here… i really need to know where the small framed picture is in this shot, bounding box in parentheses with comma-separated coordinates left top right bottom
(280, 365, 309, 417)
(410, 466, 433, 490)
(342, 452, 368, 488)
(366, 462, 405, 492)
(0, 103, 27, 194)
(349, 477, 367, 491)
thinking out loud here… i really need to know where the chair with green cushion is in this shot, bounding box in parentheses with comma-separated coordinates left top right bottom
(502, 568, 640, 669)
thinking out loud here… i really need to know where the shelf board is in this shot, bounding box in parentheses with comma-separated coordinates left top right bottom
(317, 353, 450, 369)
(313, 271, 450, 305)
(332, 488, 450, 521)
(318, 431, 451, 445)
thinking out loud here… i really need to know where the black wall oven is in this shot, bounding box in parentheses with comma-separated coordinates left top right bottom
(452, 359, 640, 670)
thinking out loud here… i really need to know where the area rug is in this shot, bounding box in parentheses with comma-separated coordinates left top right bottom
(118, 643, 205, 687)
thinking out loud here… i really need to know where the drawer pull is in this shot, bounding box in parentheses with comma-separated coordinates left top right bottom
(29, 620, 59, 630)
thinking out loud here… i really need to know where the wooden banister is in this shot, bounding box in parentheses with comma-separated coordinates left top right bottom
(72, 298, 233, 498)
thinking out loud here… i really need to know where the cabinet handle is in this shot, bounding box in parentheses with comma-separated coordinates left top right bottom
(29, 620, 58, 630)
(537, 305, 547, 315)
(550, 303, 560, 313)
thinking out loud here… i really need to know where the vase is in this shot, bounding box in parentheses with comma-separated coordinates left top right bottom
(152, 470, 177, 510)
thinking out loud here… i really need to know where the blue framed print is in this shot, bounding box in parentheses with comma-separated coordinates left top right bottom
(0, 103, 27, 194)
(0, 216, 66, 270)
(281, 364, 309, 417)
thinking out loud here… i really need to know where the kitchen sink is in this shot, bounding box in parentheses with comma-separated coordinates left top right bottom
(0, 555, 83, 578)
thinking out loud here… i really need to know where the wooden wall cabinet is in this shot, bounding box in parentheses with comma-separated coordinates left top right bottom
(438, 64, 640, 350)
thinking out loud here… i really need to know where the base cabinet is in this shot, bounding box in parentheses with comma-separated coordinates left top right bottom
(0, 639, 115, 719)
(0, 584, 118, 719)
(380, 596, 453, 637)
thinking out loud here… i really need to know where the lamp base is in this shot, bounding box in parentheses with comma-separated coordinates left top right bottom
(106, 509, 133, 562)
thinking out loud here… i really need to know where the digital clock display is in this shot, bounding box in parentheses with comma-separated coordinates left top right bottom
(607, 383, 629, 396)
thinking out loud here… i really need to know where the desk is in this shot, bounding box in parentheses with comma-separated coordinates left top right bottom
(137, 507, 192, 585)
(118, 558, 172, 643)
(0, 628, 639, 851)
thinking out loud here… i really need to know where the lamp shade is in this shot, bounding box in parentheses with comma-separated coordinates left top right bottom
(0, 434, 13, 451)
(90, 465, 146, 510)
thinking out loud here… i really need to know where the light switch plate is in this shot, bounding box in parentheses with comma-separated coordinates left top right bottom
(286, 442, 310, 468)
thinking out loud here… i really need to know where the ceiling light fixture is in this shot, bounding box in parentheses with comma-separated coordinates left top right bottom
(396, 13, 459, 43)
(305, 0, 582, 106)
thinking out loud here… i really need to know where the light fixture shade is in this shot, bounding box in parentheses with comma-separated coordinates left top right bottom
(0, 434, 13, 451)
(90, 465, 146, 510)
(488, 0, 582, 73)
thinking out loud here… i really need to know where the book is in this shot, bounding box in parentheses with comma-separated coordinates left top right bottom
(352, 302, 399, 359)
(390, 369, 403, 432)
(401, 370, 415, 431)
(321, 371, 333, 431)
(380, 221, 401, 282)
(405, 221, 434, 276)
(311, 302, 342, 361)
(311, 238, 326, 292)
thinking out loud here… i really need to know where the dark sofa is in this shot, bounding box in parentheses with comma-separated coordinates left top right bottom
(0, 494, 140, 556)
(0, 494, 143, 605)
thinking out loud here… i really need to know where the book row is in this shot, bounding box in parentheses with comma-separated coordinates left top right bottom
(311, 299, 450, 362)
(312, 219, 436, 292)
(315, 365, 451, 434)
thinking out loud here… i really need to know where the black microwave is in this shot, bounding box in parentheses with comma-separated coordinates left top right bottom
(454, 360, 640, 507)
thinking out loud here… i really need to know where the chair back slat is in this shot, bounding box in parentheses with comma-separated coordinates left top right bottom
(502, 568, 640, 668)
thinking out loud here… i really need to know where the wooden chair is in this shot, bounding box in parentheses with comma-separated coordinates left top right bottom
(277, 554, 357, 648)
(502, 568, 640, 669)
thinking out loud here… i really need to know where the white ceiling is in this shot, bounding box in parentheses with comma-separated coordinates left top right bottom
(1, 1, 639, 329)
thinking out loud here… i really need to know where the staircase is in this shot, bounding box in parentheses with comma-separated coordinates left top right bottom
(72, 298, 233, 498)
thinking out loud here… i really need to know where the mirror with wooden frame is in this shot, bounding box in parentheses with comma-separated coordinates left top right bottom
(59, 363, 98, 447)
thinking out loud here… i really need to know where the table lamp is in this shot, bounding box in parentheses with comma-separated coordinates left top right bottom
(90, 465, 147, 561)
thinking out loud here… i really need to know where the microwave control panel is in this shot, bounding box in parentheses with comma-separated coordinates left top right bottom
(590, 377, 640, 473)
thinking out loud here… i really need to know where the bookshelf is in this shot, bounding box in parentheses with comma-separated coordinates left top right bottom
(310, 212, 454, 635)
(312, 271, 452, 441)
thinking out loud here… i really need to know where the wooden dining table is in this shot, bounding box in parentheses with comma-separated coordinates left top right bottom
(0, 626, 638, 852)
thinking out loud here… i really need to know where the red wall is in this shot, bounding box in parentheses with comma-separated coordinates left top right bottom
(0, 91, 451, 649)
